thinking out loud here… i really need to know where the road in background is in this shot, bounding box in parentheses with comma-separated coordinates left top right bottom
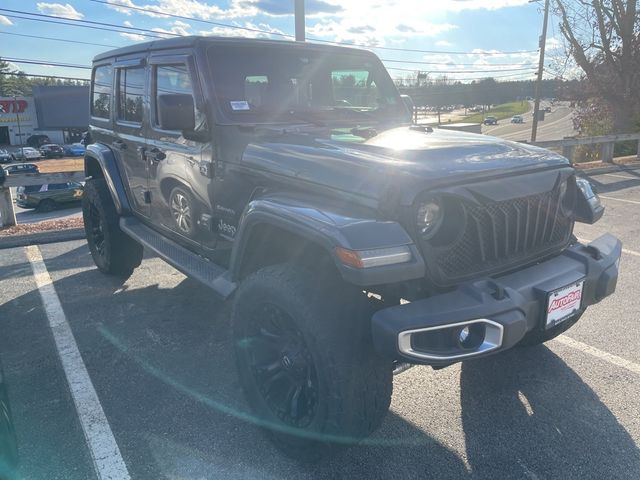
(0, 168, 639, 479)
(483, 101, 577, 141)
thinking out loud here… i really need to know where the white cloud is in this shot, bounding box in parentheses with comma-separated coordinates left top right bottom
(0, 15, 13, 25)
(120, 32, 147, 41)
(199, 21, 285, 39)
(435, 40, 453, 47)
(36, 2, 84, 19)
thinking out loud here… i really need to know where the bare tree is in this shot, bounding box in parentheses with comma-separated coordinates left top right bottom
(554, 0, 639, 131)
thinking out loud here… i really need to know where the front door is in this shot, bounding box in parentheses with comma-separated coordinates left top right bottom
(146, 56, 214, 247)
(113, 59, 150, 217)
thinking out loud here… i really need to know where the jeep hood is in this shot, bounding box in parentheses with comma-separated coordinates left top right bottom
(240, 125, 570, 202)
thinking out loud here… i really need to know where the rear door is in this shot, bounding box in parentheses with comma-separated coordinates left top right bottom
(146, 54, 211, 245)
(112, 57, 150, 217)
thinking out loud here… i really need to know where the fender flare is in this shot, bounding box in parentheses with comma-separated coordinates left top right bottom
(229, 194, 425, 286)
(84, 143, 132, 215)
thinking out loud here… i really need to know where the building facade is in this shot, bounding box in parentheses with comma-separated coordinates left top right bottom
(0, 86, 89, 146)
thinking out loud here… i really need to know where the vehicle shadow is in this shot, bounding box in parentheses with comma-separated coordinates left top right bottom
(1, 262, 469, 480)
(4, 252, 639, 479)
(460, 348, 640, 479)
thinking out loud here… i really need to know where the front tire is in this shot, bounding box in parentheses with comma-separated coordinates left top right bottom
(82, 178, 143, 277)
(37, 198, 56, 213)
(232, 264, 392, 460)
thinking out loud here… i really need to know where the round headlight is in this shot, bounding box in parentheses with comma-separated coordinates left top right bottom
(417, 200, 442, 236)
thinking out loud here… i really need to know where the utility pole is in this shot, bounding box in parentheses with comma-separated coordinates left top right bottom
(295, 0, 305, 41)
(530, 0, 550, 143)
(13, 95, 22, 151)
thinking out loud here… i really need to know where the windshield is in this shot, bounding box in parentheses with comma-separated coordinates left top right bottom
(207, 45, 406, 126)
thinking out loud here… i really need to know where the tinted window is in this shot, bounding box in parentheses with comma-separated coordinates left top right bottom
(92, 65, 113, 119)
(154, 65, 195, 128)
(49, 183, 68, 190)
(207, 46, 403, 125)
(117, 67, 145, 123)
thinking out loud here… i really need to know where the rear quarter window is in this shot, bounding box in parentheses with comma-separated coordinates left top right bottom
(92, 65, 113, 119)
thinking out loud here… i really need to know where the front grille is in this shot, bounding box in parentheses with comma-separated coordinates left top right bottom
(425, 188, 573, 285)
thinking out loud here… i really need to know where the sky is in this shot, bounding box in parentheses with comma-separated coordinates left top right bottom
(0, 0, 570, 84)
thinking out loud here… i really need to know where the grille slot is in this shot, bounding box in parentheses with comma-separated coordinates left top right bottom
(425, 189, 573, 285)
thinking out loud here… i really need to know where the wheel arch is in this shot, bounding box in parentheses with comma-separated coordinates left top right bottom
(84, 144, 132, 215)
(229, 195, 425, 286)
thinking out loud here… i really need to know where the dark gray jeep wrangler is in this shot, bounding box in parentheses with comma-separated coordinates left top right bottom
(83, 36, 621, 458)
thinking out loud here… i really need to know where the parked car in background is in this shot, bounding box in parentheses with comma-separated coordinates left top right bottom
(39, 144, 65, 158)
(544, 106, 552, 113)
(0, 149, 12, 164)
(4, 163, 40, 175)
(16, 182, 84, 212)
(511, 115, 524, 124)
(12, 147, 41, 161)
(483, 116, 498, 125)
(26, 134, 50, 148)
(63, 143, 86, 156)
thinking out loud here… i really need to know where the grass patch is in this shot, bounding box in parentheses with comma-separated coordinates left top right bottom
(463, 101, 530, 123)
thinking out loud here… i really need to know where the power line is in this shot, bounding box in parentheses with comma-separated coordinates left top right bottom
(0, 72, 89, 81)
(386, 66, 536, 73)
(2, 57, 92, 70)
(0, 13, 166, 39)
(0, 31, 120, 48)
(381, 58, 536, 67)
(90, 0, 539, 56)
(0, 8, 170, 38)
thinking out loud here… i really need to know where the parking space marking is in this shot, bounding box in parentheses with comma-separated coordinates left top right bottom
(575, 237, 640, 258)
(599, 195, 640, 205)
(602, 173, 639, 180)
(555, 335, 640, 376)
(25, 245, 131, 480)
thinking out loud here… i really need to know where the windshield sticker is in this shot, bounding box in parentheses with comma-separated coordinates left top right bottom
(230, 101, 250, 111)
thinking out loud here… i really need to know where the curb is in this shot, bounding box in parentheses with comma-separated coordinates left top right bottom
(0, 227, 86, 249)
(575, 161, 640, 176)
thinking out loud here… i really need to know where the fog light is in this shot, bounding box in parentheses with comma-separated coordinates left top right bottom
(459, 326, 470, 344)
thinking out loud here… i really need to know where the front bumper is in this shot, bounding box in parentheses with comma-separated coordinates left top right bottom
(372, 234, 622, 366)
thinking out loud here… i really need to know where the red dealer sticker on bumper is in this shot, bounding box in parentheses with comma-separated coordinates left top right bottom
(546, 281, 584, 329)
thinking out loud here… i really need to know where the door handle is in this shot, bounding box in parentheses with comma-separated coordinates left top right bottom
(111, 140, 127, 151)
(145, 147, 166, 163)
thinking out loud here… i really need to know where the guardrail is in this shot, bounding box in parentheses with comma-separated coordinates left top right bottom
(531, 133, 640, 163)
(0, 172, 86, 228)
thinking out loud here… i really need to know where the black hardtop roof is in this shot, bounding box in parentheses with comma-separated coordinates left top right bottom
(93, 35, 374, 63)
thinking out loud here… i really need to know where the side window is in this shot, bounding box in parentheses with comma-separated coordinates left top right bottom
(91, 65, 112, 119)
(117, 67, 145, 123)
(331, 69, 382, 108)
(154, 64, 195, 129)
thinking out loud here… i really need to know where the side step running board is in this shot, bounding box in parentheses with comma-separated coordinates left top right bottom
(120, 217, 236, 298)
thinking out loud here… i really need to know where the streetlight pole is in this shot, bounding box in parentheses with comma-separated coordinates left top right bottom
(530, 0, 550, 143)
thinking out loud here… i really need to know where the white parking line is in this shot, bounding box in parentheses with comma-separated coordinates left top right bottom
(555, 335, 640, 376)
(25, 245, 131, 480)
(599, 195, 640, 205)
(575, 236, 640, 258)
(602, 173, 639, 180)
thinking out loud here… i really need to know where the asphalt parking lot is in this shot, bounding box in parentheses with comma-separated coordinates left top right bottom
(1, 168, 639, 480)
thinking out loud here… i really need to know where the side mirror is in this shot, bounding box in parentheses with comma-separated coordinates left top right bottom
(158, 94, 195, 131)
(400, 94, 415, 122)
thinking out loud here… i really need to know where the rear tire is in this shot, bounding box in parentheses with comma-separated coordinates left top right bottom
(232, 264, 392, 460)
(82, 178, 143, 277)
